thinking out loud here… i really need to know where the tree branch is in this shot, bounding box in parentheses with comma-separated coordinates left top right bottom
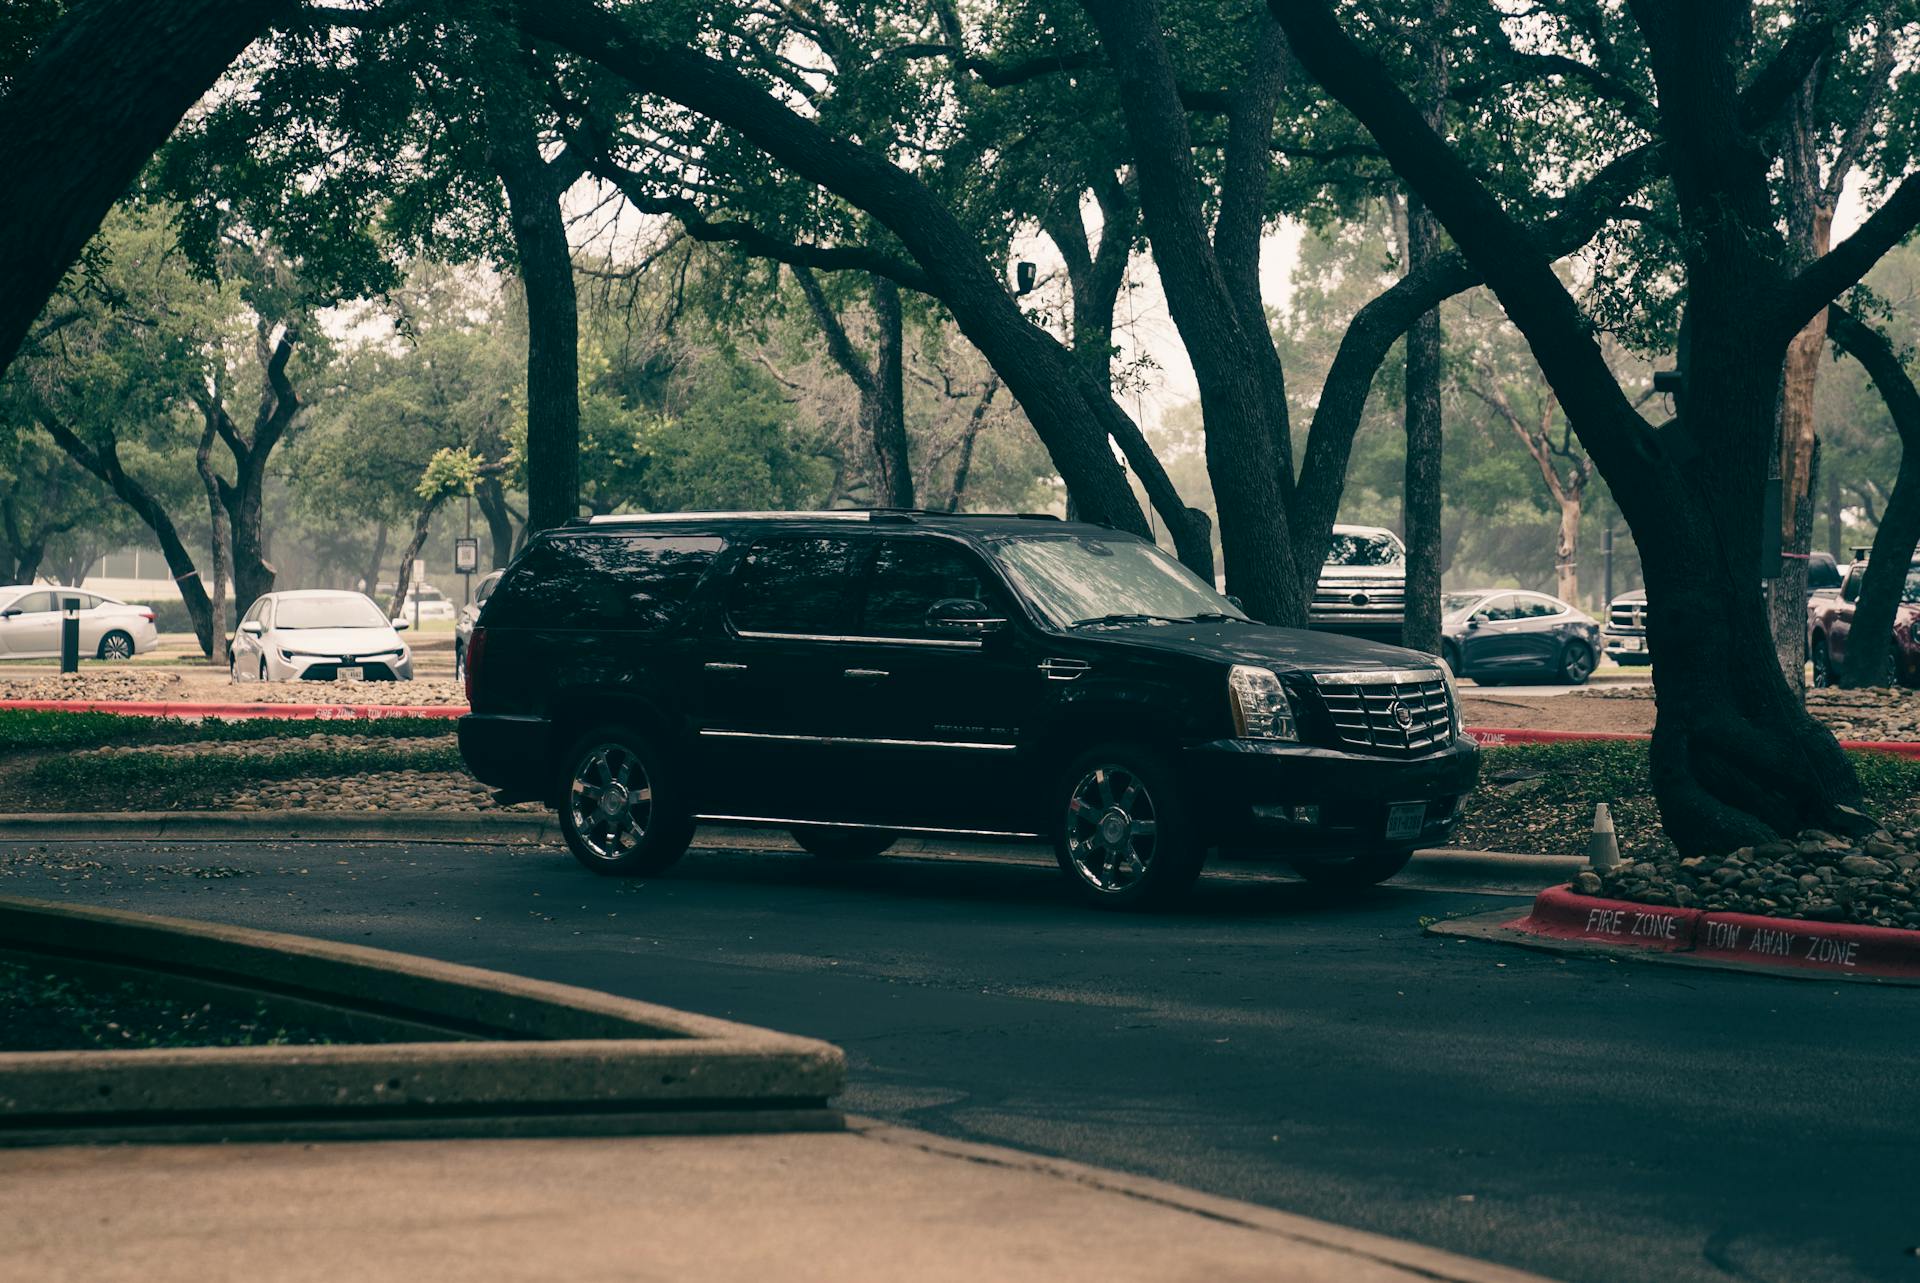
(1777, 172, 1920, 341)
(791, 264, 875, 396)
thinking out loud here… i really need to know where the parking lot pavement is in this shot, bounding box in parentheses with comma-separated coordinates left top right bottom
(2, 837, 1915, 1282)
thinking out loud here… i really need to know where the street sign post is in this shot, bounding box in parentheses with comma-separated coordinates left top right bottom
(412, 558, 426, 629)
(455, 538, 479, 574)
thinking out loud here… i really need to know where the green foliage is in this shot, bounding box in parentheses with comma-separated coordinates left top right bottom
(0, 709, 455, 754)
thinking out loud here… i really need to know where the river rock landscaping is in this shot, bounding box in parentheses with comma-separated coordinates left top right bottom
(1577, 827, 1920, 929)
(0, 670, 467, 705)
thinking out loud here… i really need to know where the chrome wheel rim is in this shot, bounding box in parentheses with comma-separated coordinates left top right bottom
(568, 743, 653, 862)
(1065, 764, 1157, 894)
(101, 634, 132, 661)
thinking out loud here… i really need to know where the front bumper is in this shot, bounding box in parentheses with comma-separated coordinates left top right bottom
(1604, 632, 1651, 664)
(272, 653, 413, 681)
(1183, 735, 1480, 855)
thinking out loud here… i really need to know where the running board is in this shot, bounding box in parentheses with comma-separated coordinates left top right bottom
(695, 814, 1046, 841)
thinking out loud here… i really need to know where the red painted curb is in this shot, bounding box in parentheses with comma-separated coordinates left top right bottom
(1509, 885, 1698, 952)
(0, 699, 465, 720)
(1466, 725, 1920, 759)
(1510, 886, 1920, 978)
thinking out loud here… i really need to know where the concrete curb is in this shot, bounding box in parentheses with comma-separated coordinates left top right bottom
(847, 1119, 1556, 1283)
(1465, 724, 1920, 759)
(0, 810, 560, 844)
(0, 698, 462, 719)
(0, 896, 844, 1144)
(1431, 884, 1920, 984)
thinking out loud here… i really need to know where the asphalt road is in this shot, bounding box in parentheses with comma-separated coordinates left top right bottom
(5, 836, 1916, 1283)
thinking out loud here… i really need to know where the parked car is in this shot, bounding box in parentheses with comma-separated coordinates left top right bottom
(0, 586, 158, 660)
(455, 569, 504, 682)
(1609, 554, 1849, 669)
(229, 590, 414, 682)
(1440, 590, 1601, 685)
(459, 511, 1479, 908)
(1308, 524, 1407, 645)
(1807, 555, 1920, 688)
(376, 580, 459, 623)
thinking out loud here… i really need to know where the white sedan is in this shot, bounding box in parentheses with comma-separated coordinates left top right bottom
(0, 586, 158, 660)
(230, 590, 414, 682)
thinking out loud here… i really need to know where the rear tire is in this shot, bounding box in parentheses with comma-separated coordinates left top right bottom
(1557, 641, 1594, 685)
(1053, 742, 1205, 910)
(97, 630, 135, 661)
(1289, 847, 1415, 889)
(1811, 636, 1831, 688)
(790, 825, 897, 860)
(556, 726, 695, 876)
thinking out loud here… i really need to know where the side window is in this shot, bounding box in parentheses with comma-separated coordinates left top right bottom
(474, 572, 500, 606)
(9, 591, 56, 615)
(1478, 594, 1519, 622)
(725, 537, 863, 636)
(486, 534, 725, 630)
(859, 539, 1009, 639)
(1519, 597, 1559, 618)
(241, 599, 265, 626)
(1842, 567, 1862, 603)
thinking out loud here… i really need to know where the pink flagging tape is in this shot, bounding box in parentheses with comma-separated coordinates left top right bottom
(1509, 886, 1920, 978)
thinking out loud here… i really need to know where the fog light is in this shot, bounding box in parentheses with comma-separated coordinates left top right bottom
(1252, 804, 1321, 825)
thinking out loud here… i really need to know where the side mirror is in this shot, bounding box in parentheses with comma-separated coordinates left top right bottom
(1466, 617, 1482, 630)
(391, 618, 411, 631)
(1225, 595, 1245, 611)
(224, 632, 235, 646)
(0, 608, 18, 619)
(239, 621, 264, 636)
(926, 597, 1007, 636)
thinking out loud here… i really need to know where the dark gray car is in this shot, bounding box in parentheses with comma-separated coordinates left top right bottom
(1440, 589, 1600, 685)
(455, 569, 504, 683)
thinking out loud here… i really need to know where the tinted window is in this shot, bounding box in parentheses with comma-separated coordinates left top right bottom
(241, 598, 267, 626)
(1478, 594, 1520, 622)
(8, 591, 55, 614)
(487, 534, 725, 630)
(989, 534, 1245, 629)
(860, 539, 1009, 639)
(1807, 555, 1842, 591)
(474, 572, 501, 605)
(725, 536, 862, 635)
(1842, 568, 1862, 603)
(1518, 596, 1562, 618)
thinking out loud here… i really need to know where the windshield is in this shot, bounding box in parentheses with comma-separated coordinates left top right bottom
(275, 595, 390, 630)
(988, 535, 1249, 629)
(1442, 592, 1485, 617)
(1324, 532, 1404, 567)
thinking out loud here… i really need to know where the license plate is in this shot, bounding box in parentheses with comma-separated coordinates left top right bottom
(337, 666, 364, 681)
(1615, 637, 1643, 651)
(1385, 803, 1426, 841)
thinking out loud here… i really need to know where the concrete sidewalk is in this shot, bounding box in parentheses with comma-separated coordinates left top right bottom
(0, 1119, 1550, 1283)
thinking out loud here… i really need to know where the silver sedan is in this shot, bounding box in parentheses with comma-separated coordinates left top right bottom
(229, 590, 414, 682)
(0, 585, 159, 660)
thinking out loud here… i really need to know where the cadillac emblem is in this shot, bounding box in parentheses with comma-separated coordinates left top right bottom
(1389, 701, 1414, 730)
(1348, 591, 1370, 607)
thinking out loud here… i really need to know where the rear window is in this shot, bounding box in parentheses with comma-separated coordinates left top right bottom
(484, 534, 725, 630)
(1324, 532, 1404, 567)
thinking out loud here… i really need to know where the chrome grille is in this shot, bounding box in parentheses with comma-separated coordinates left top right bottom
(1312, 669, 1453, 756)
(1607, 603, 1646, 633)
(1311, 578, 1405, 617)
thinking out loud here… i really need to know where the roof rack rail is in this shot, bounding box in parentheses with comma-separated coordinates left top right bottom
(566, 508, 1072, 528)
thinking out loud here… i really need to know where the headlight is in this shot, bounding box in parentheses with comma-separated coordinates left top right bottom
(1227, 665, 1297, 741)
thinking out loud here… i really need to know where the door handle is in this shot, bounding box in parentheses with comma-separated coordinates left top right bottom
(704, 662, 749, 672)
(842, 668, 890, 679)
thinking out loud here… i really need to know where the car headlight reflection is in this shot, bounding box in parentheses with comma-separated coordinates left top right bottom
(1227, 665, 1298, 742)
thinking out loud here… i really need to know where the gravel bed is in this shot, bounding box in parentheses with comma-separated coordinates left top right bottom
(217, 770, 540, 812)
(82, 735, 451, 760)
(1565, 685, 1920, 743)
(1581, 826, 1920, 928)
(0, 670, 465, 705)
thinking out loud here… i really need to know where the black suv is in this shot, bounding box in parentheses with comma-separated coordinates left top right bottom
(459, 512, 1480, 907)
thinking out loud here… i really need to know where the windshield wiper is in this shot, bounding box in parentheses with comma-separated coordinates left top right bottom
(1068, 613, 1192, 629)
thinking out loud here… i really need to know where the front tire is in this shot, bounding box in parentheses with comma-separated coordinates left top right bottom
(1811, 636, 1831, 688)
(1289, 847, 1415, 889)
(97, 630, 135, 661)
(454, 641, 465, 682)
(1054, 743, 1205, 910)
(1557, 640, 1594, 685)
(790, 826, 897, 860)
(557, 727, 694, 876)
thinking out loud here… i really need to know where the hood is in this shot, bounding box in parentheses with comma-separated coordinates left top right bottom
(1610, 589, 1648, 606)
(1076, 619, 1438, 675)
(271, 626, 405, 656)
(1316, 563, 1404, 582)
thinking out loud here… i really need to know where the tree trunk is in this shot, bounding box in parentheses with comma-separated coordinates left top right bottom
(362, 522, 389, 597)
(489, 102, 580, 536)
(1825, 463, 1844, 561)
(1401, 194, 1446, 655)
(866, 277, 913, 508)
(387, 499, 444, 622)
(1554, 494, 1582, 605)
(1827, 305, 1920, 688)
(196, 413, 233, 667)
(206, 331, 297, 622)
(475, 479, 515, 569)
(945, 377, 1001, 512)
(0, 0, 288, 378)
(37, 410, 215, 654)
